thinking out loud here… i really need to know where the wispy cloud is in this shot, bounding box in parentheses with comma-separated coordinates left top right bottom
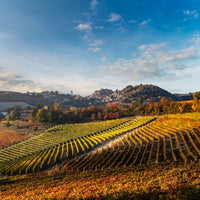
(94, 26, 104, 29)
(101, 56, 107, 61)
(91, 0, 98, 10)
(138, 19, 151, 26)
(129, 20, 137, 24)
(108, 13, 122, 22)
(183, 10, 199, 21)
(88, 47, 100, 52)
(160, 46, 196, 62)
(90, 39, 103, 46)
(0, 66, 104, 95)
(100, 41, 198, 81)
(76, 23, 92, 32)
(0, 68, 42, 92)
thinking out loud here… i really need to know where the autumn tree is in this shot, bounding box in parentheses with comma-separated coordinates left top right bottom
(192, 92, 200, 111)
(6, 108, 20, 120)
(97, 112, 103, 120)
(31, 104, 42, 117)
(36, 108, 51, 122)
(91, 113, 96, 121)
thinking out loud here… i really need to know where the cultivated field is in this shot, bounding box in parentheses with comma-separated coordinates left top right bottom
(1, 117, 150, 175)
(62, 113, 200, 171)
(0, 113, 200, 199)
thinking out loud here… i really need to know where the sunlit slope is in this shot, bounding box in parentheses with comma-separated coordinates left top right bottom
(0, 117, 154, 175)
(62, 113, 200, 171)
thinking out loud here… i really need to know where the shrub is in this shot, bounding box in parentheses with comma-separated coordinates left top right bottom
(5, 121, 11, 128)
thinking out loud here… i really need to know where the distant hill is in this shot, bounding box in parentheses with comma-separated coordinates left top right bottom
(0, 91, 92, 109)
(0, 102, 34, 112)
(88, 89, 113, 99)
(0, 84, 194, 111)
(88, 84, 193, 104)
(119, 84, 177, 102)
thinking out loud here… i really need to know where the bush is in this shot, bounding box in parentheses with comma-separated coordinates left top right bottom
(33, 126, 38, 132)
(5, 121, 11, 128)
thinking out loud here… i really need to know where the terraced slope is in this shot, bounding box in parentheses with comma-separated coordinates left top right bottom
(0, 117, 154, 175)
(62, 113, 200, 171)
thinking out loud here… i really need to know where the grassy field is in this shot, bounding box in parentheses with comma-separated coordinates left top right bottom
(0, 120, 51, 149)
(0, 120, 51, 134)
(0, 130, 32, 149)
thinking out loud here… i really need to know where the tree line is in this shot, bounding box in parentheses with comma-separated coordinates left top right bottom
(26, 92, 200, 124)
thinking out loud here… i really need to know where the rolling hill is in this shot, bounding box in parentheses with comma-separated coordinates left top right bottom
(0, 113, 200, 199)
(0, 84, 194, 111)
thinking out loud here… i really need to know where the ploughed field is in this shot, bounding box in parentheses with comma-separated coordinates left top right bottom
(0, 113, 200, 177)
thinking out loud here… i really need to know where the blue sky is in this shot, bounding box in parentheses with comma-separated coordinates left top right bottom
(0, 0, 200, 95)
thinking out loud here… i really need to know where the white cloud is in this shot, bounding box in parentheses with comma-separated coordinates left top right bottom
(138, 19, 151, 26)
(183, 10, 196, 15)
(0, 69, 44, 92)
(94, 26, 104, 29)
(138, 44, 147, 50)
(169, 63, 187, 70)
(183, 10, 199, 20)
(129, 20, 137, 24)
(91, 0, 98, 10)
(190, 33, 200, 44)
(100, 56, 163, 79)
(160, 46, 196, 62)
(90, 39, 104, 46)
(108, 13, 122, 22)
(88, 47, 100, 52)
(100, 42, 199, 81)
(101, 56, 107, 61)
(194, 13, 199, 19)
(76, 23, 92, 31)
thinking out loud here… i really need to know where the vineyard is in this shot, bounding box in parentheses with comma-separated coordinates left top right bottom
(1, 159, 200, 199)
(0, 117, 154, 175)
(61, 113, 200, 171)
(0, 113, 200, 176)
(0, 113, 200, 199)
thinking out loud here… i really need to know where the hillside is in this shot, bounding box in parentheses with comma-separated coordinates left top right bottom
(0, 113, 199, 176)
(88, 84, 193, 104)
(120, 84, 176, 100)
(1, 161, 199, 200)
(0, 91, 92, 109)
(0, 84, 194, 111)
(0, 113, 200, 199)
